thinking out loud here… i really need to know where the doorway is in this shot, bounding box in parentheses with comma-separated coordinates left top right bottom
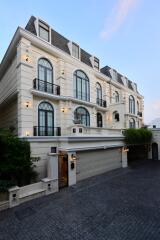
(152, 143, 158, 160)
(58, 153, 68, 188)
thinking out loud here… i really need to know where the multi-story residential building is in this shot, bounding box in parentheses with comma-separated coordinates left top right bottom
(0, 16, 144, 187)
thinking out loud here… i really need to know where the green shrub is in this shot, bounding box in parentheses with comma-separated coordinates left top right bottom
(124, 128, 152, 145)
(0, 180, 15, 192)
(0, 129, 37, 188)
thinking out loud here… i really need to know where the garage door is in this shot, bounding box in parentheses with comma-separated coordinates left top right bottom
(76, 148, 122, 181)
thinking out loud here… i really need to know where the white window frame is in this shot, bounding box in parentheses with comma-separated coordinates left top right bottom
(72, 42, 80, 60)
(36, 18, 51, 44)
(94, 57, 100, 70)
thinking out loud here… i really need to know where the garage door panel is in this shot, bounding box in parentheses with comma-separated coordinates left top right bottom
(77, 148, 121, 181)
(77, 163, 120, 181)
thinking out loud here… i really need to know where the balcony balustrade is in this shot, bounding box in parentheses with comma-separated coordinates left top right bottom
(33, 126, 61, 136)
(33, 78, 60, 95)
(96, 98, 107, 108)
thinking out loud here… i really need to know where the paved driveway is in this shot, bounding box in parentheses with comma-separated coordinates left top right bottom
(1, 160, 160, 240)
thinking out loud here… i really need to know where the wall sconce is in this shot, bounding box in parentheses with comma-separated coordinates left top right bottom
(25, 101, 30, 108)
(25, 55, 29, 62)
(61, 70, 64, 75)
(25, 131, 30, 136)
(61, 107, 69, 113)
(123, 147, 129, 152)
(71, 154, 77, 161)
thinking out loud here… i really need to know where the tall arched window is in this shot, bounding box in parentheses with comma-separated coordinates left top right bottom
(129, 118, 135, 128)
(38, 102, 54, 136)
(38, 58, 53, 93)
(74, 107, 90, 126)
(73, 70, 90, 101)
(115, 91, 119, 103)
(96, 82, 102, 105)
(97, 112, 103, 127)
(137, 101, 140, 114)
(129, 95, 135, 114)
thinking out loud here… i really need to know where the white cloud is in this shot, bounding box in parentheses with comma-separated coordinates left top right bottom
(100, 0, 139, 39)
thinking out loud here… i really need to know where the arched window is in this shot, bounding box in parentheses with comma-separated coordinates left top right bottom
(74, 107, 90, 126)
(73, 70, 90, 101)
(129, 95, 135, 114)
(113, 111, 120, 122)
(38, 58, 53, 93)
(97, 113, 103, 127)
(129, 118, 135, 128)
(38, 102, 54, 136)
(96, 82, 102, 105)
(115, 91, 119, 103)
(137, 101, 140, 113)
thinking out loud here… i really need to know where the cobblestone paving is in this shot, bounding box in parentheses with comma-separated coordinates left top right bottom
(1, 160, 160, 239)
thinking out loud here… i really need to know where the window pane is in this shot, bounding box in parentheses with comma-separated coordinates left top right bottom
(77, 77, 81, 99)
(73, 70, 90, 101)
(86, 83, 89, 101)
(72, 44, 79, 59)
(39, 26, 49, 41)
(47, 112, 53, 127)
(74, 107, 90, 126)
(39, 65, 45, 81)
(38, 59, 53, 93)
(94, 58, 99, 69)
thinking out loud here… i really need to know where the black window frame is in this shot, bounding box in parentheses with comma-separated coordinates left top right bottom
(38, 102, 54, 136)
(73, 70, 90, 102)
(97, 112, 103, 127)
(129, 95, 135, 114)
(96, 82, 102, 101)
(129, 118, 135, 128)
(74, 107, 90, 126)
(115, 91, 119, 103)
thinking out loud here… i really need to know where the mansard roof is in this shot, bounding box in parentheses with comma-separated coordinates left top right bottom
(25, 16, 138, 92)
(100, 66, 112, 78)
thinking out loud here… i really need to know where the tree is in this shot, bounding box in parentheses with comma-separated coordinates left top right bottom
(124, 128, 152, 145)
(0, 129, 37, 190)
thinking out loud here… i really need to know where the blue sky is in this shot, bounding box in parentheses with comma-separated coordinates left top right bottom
(0, 0, 160, 124)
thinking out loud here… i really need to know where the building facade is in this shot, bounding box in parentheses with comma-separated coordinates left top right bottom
(0, 16, 144, 187)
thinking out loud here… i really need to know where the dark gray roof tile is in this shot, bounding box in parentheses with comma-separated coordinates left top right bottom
(51, 29, 70, 54)
(81, 49, 92, 67)
(100, 66, 112, 78)
(25, 16, 37, 35)
(117, 73, 124, 85)
(25, 16, 137, 92)
(128, 80, 134, 90)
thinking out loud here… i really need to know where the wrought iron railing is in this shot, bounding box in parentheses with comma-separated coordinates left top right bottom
(33, 126, 61, 136)
(96, 98, 107, 108)
(33, 78, 60, 95)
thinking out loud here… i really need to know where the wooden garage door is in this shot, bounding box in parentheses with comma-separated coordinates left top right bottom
(76, 148, 122, 181)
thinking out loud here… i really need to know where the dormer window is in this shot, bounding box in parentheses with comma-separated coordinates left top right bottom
(94, 57, 99, 70)
(39, 20, 50, 42)
(72, 43, 79, 59)
(112, 70, 117, 81)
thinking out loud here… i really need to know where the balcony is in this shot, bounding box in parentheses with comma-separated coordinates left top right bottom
(96, 98, 107, 108)
(137, 111, 142, 117)
(33, 78, 60, 95)
(70, 125, 123, 136)
(33, 126, 61, 136)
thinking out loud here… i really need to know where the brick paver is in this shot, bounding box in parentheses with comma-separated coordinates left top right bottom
(1, 160, 160, 239)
